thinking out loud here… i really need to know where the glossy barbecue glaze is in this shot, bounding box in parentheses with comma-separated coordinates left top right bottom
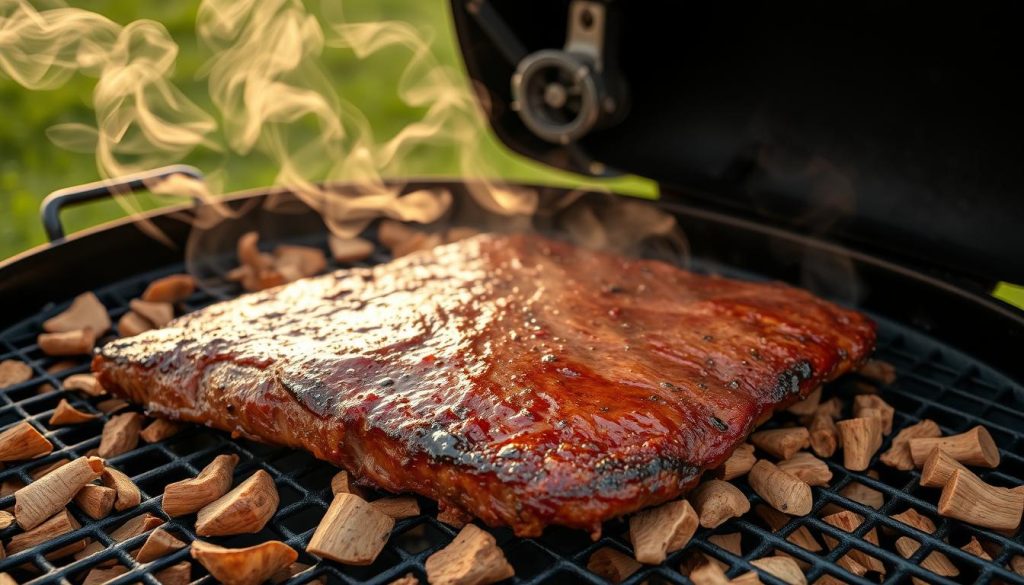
(93, 233, 875, 536)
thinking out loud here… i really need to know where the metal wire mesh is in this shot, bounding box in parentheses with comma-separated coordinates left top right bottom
(2, 251, 1023, 585)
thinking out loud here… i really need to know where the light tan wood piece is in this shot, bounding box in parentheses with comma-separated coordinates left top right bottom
(749, 460, 812, 516)
(689, 479, 751, 528)
(689, 561, 729, 585)
(196, 469, 279, 536)
(754, 505, 822, 552)
(938, 468, 1023, 531)
(708, 532, 742, 556)
(328, 235, 375, 263)
(0, 510, 14, 530)
(43, 292, 110, 334)
(859, 359, 896, 384)
(129, 299, 174, 327)
(717, 443, 757, 480)
(787, 387, 822, 417)
(809, 410, 840, 459)
(880, 419, 941, 470)
(629, 499, 699, 564)
(586, 547, 640, 584)
(961, 536, 992, 560)
(118, 312, 153, 337)
(48, 399, 99, 426)
(894, 537, 958, 577)
(63, 373, 106, 396)
(74, 485, 117, 519)
(38, 329, 96, 356)
(1009, 555, 1024, 576)
(14, 456, 103, 530)
(0, 421, 52, 462)
(750, 428, 811, 460)
(890, 509, 937, 534)
(100, 466, 141, 511)
(751, 556, 807, 585)
(0, 360, 33, 389)
(371, 496, 420, 519)
(97, 399, 129, 413)
(378, 220, 423, 250)
(163, 453, 239, 516)
(777, 452, 832, 487)
(191, 539, 298, 585)
(909, 426, 1000, 468)
(154, 562, 192, 585)
(142, 274, 196, 303)
(920, 448, 969, 488)
(97, 412, 145, 458)
(330, 469, 369, 498)
(820, 510, 885, 574)
(28, 458, 69, 480)
(853, 395, 895, 435)
(135, 527, 187, 563)
(139, 419, 182, 443)
(437, 505, 472, 529)
(387, 573, 419, 585)
(306, 493, 394, 565)
(75, 513, 164, 561)
(82, 565, 127, 585)
(839, 480, 884, 510)
(273, 245, 328, 282)
(836, 416, 883, 471)
(5, 508, 81, 556)
(425, 523, 515, 585)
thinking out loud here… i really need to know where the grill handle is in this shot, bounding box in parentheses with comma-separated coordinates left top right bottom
(40, 165, 205, 242)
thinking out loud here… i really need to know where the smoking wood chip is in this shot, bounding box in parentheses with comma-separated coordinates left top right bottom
(190, 539, 298, 585)
(838, 479, 884, 510)
(371, 496, 420, 519)
(98, 412, 145, 458)
(786, 387, 822, 417)
(708, 532, 742, 557)
(135, 527, 187, 563)
(387, 574, 419, 585)
(274, 245, 328, 281)
(628, 499, 699, 564)
(894, 537, 958, 577)
(750, 427, 811, 460)
(74, 485, 117, 519)
(1009, 555, 1024, 576)
(48, 399, 100, 426)
(777, 452, 832, 487)
(754, 505, 822, 552)
(961, 536, 992, 560)
(689, 479, 750, 528)
(688, 561, 729, 585)
(14, 456, 103, 530)
(307, 493, 394, 565)
(5, 508, 81, 556)
(820, 511, 885, 574)
(129, 299, 174, 327)
(880, 419, 941, 470)
(852, 395, 895, 435)
(154, 562, 192, 585)
(808, 410, 840, 459)
(75, 512, 164, 560)
(0, 510, 14, 530)
(0, 360, 33, 390)
(836, 417, 883, 471)
(859, 359, 896, 385)
(891, 509, 937, 535)
(139, 419, 183, 443)
(196, 469, 279, 536)
(749, 460, 813, 516)
(118, 311, 153, 338)
(0, 421, 53, 462)
(424, 523, 515, 585)
(938, 468, 1024, 531)
(717, 443, 756, 480)
(909, 425, 1000, 468)
(82, 565, 127, 585)
(101, 466, 142, 511)
(29, 457, 70, 480)
(751, 556, 808, 585)
(328, 235, 375, 263)
(43, 292, 110, 335)
(64, 373, 107, 397)
(163, 453, 239, 516)
(378, 220, 422, 250)
(330, 469, 368, 499)
(0, 574, 14, 585)
(38, 329, 96, 356)
(142, 274, 196, 303)
(586, 547, 641, 584)
(920, 448, 967, 488)
(437, 505, 472, 529)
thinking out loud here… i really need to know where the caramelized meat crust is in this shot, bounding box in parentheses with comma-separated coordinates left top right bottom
(93, 233, 875, 536)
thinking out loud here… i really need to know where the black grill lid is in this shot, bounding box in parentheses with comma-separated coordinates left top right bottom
(450, 0, 1024, 289)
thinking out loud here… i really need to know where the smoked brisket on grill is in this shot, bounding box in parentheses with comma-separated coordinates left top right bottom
(93, 233, 875, 536)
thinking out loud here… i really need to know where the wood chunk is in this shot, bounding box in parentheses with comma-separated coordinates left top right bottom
(29, 457, 70, 479)
(387, 573, 419, 585)
(163, 453, 239, 516)
(97, 399, 129, 413)
(586, 547, 641, 584)
(0, 360, 33, 389)
(378, 220, 422, 250)
(15, 456, 103, 530)
(101, 466, 142, 511)
(330, 469, 368, 499)
(273, 245, 328, 281)
(728, 571, 762, 585)
(717, 443, 756, 480)
(142, 274, 196, 303)
(961, 536, 992, 561)
(777, 452, 832, 487)
(48, 399, 99, 426)
(689, 479, 750, 528)
(82, 565, 127, 585)
(920, 448, 968, 488)
(98, 412, 145, 458)
(270, 563, 322, 585)
(708, 532, 742, 556)
(859, 359, 896, 384)
(118, 311, 153, 337)
(38, 329, 96, 356)
(750, 428, 811, 460)
(0, 574, 14, 585)
(754, 505, 822, 552)
(891, 509, 937, 534)
(64, 373, 107, 396)
(371, 496, 420, 519)
(191, 539, 298, 585)
(154, 562, 192, 585)
(909, 426, 1000, 468)
(749, 460, 813, 516)
(425, 523, 514, 585)
(751, 556, 807, 585)
(76, 513, 164, 560)
(0, 421, 53, 462)
(809, 410, 839, 459)
(328, 235, 375, 263)
(129, 299, 174, 327)
(839, 480, 884, 510)
(307, 493, 394, 565)
(880, 419, 941, 470)
(938, 468, 1024, 531)
(689, 561, 729, 585)
(787, 387, 822, 417)
(196, 469, 279, 536)
(1009, 555, 1024, 576)
(852, 395, 895, 435)
(820, 510, 885, 574)
(43, 292, 110, 335)
(135, 527, 187, 563)
(0, 510, 14, 529)
(74, 485, 117, 520)
(894, 537, 958, 577)
(836, 416, 883, 471)
(437, 505, 472, 529)
(629, 499, 699, 564)
(139, 419, 183, 443)
(5, 508, 81, 556)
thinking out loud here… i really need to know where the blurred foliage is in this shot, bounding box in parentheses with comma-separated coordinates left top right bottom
(0, 0, 655, 260)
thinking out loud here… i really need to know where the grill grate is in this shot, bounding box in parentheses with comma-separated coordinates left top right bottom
(2, 250, 1023, 585)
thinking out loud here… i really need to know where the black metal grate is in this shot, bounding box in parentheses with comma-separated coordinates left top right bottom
(2, 250, 1023, 585)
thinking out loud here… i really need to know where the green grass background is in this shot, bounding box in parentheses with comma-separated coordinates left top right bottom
(0, 0, 654, 260)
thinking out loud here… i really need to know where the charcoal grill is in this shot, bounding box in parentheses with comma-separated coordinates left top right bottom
(3, 1, 1024, 584)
